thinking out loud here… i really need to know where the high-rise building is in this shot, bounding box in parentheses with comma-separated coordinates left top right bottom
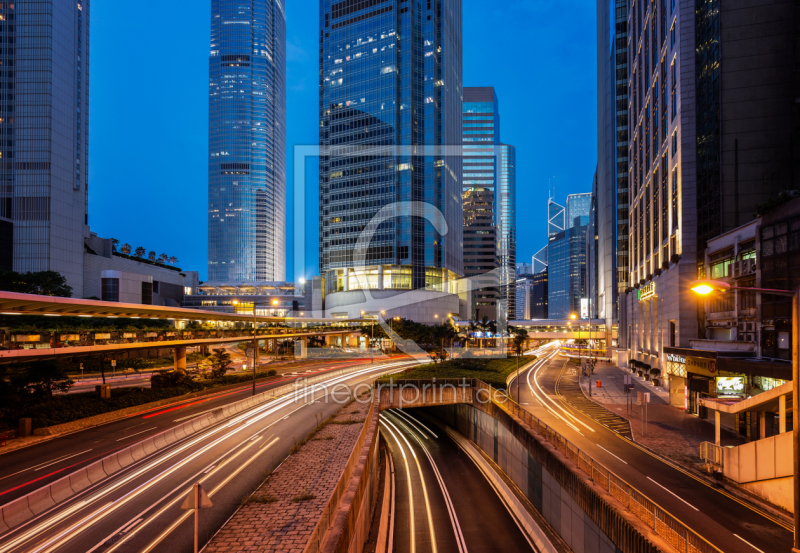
(596, 0, 630, 331)
(461, 87, 516, 323)
(516, 262, 533, 277)
(532, 245, 548, 274)
(208, 0, 286, 282)
(532, 269, 548, 320)
(514, 276, 534, 320)
(548, 199, 565, 241)
(0, 1, 90, 296)
(318, 0, 464, 323)
(547, 224, 588, 320)
(497, 143, 516, 321)
(621, 0, 799, 383)
(566, 193, 592, 229)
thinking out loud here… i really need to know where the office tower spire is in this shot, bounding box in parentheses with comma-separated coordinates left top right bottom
(208, 0, 286, 282)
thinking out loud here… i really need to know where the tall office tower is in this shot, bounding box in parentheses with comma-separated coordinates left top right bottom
(497, 143, 516, 321)
(514, 275, 534, 320)
(0, 1, 90, 296)
(596, 0, 629, 329)
(209, 0, 286, 282)
(462, 88, 498, 321)
(622, 0, 799, 374)
(547, 224, 588, 320)
(548, 199, 565, 241)
(566, 192, 592, 229)
(532, 268, 548, 319)
(318, 0, 463, 323)
(532, 244, 548, 274)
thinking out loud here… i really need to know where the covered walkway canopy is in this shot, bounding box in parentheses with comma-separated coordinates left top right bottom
(0, 291, 366, 325)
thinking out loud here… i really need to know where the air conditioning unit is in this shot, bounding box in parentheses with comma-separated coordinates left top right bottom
(746, 321, 756, 332)
(730, 259, 757, 278)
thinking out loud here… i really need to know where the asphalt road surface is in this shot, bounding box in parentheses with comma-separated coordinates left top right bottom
(380, 409, 534, 553)
(0, 357, 422, 553)
(509, 343, 791, 553)
(0, 357, 410, 505)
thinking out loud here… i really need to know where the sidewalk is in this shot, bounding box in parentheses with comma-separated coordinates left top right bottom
(580, 361, 745, 465)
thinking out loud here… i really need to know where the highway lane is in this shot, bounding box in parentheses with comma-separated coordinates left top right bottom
(380, 409, 534, 553)
(0, 359, 421, 553)
(0, 357, 407, 505)
(510, 348, 791, 553)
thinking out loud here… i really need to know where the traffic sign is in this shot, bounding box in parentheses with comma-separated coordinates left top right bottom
(181, 483, 213, 510)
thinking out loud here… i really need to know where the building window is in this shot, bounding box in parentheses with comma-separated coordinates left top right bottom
(669, 320, 676, 346)
(671, 130, 677, 158)
(670, 21, 676, 48)
(101, 278, 119, 302)
(670, 60, 677, 120)
(141, 282, 153, 305)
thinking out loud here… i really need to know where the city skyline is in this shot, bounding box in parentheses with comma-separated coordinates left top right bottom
(86, 0, 598, 282)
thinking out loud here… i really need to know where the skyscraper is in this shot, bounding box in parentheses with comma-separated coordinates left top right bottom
(0, 1, 90, 296)
(532, 245, 548, 274)
(208, 0, 286, 282)
(548, 224, 588, 320)
(566, 192, 592, 229)
(318, 0, 464, 322)
(548, 199, 565, 241)
(497, 143, 517, 321)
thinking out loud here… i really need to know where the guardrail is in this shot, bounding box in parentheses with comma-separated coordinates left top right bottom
(699, 442, 724, 469)
(0, 361, 387, 536)
(484, 381, 722, 553)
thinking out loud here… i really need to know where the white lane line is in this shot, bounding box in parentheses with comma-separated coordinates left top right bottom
(115, 428, 157, 442)
(733, 534, 765, 553)
(646, 477, 699, 511)
(119, 518, 142, 534)
(33, 449, 95, 471)
(380, 421, 415, 553)
(394, 409, 438, 439)
(596, 444, 627, 464)
(0, 449, 94, 480)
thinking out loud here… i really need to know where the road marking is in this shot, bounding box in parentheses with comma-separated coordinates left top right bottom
(646, 477, 699, 511)
(380, 421, 416, 553)
(119, 518, 142, 534)
(115, 428, 156, 442)
(394, 409, 438, 439)
(734, 534, 765, 553)
(202, 465, 216, 474)
(596, 444, 627, 464)
(0, 449, 94, 482)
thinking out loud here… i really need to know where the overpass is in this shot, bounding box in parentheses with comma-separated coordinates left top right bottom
(454, 318, 608, 341)
(0, 291, 369, 365)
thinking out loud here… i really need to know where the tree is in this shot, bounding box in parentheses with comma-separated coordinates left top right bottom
(147, 251, 157, 262)
(168, 256, 178, 266)
(17, 360, 74, 397)
(157, 253, 168, 264)
(134, 247, 146, 258)
(0, 269, 73, 297)
(511, 328, 529, 357)
(120, 243, 132, 255)
(111, 238, 120, 252)
(207, 348, 232, 378)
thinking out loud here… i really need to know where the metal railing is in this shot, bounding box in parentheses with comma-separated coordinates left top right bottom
(699, 442, 724, 469)
(478, 381, 723, 553)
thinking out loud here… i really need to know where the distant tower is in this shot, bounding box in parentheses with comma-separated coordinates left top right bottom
(548, 198, 565, 241)
(208, 0, 286, 282)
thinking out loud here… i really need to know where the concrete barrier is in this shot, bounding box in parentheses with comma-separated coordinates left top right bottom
(0, 361, 388, 536)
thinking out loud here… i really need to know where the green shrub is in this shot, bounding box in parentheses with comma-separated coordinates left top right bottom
(378, 356, 536, 390)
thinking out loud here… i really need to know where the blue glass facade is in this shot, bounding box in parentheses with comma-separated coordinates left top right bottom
(548, 199, 565, 241)
(566, 192, 592, 229)
(319, 0, 463, 294)
(547, 225, 588, 319)
(497, 143, 516, 320)
(209, 0, 286, 282)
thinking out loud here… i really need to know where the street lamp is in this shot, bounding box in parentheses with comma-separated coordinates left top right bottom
(690, 279, 800, 548)
(361, 311, 375, 364)
(233, 299, 278, 396)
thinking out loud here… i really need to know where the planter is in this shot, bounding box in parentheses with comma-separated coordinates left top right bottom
(645, 374, 651, 381)
(652, 378, 660, 386)
(637, 371, 643, 377)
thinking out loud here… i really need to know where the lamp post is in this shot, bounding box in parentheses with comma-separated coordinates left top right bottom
(690, 279, 799, 550)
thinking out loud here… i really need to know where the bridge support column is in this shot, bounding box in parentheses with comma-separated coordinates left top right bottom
(174, 346, 187, 372)
(296, 337, 308, 359)
(780, 394, 787, 433)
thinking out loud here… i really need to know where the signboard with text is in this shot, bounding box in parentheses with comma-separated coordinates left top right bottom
(716, 376, 745, 396)
(638, 282, 656, 302)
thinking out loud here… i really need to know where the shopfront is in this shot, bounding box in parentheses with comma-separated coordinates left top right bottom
(663, 347, 743, 416)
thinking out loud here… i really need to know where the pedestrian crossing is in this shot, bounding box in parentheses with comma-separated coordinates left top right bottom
(556, 363, 633, 438)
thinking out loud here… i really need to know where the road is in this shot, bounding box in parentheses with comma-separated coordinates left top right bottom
(0, 357, 422, 553)
(380, 409, 535, 553)
(510, 344, 791, 553)
(0, 357, 407, 505)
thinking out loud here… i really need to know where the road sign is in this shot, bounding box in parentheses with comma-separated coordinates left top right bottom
(637, 391, 651, 405)
(246, 348, 255, 359)
(111, 360, 116, 367)
(181, 483, 213, 510)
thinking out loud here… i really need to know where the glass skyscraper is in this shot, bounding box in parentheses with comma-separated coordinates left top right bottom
(547, 225, 588, 319)
(497, 143, 516, 320)
(566, 192, 592, 229)
(208, 0, 286, 282)
(319, 0, 463, 297)
(0, 1, 90, 296)
(548, 199, 565, 241)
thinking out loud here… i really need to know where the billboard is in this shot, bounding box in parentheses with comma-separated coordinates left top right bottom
(716, 376, 745, 396)
(580, 298, 589, 319)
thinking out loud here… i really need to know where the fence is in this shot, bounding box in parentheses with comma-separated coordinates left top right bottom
(699, 442, 724, 469)
(479, 381, 722, 553)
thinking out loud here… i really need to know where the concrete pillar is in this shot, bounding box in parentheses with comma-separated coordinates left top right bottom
(715, 411, 721, 446)
(759, 411, 766, 440)
(378, 265, 384, 290)
(296, 337, 308, 359)
(174, 346, 187, 372)
(341, 333, 348, 348)
(780, 394, 787, 433)
(344, 269, 350, 292)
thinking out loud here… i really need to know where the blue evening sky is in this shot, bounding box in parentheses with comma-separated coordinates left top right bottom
(88, 0, 597, 282)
